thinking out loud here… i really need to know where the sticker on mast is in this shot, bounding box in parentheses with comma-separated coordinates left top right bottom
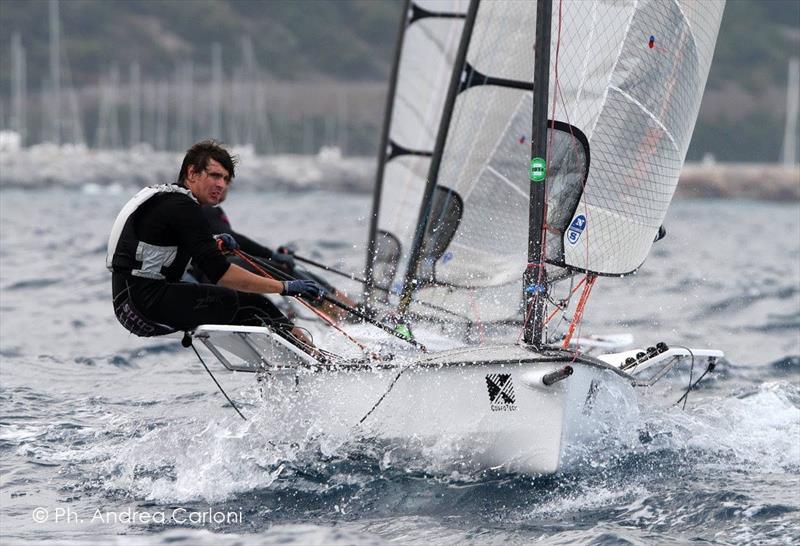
(566, 215, 586, 245)
(530, 157, 546, 182)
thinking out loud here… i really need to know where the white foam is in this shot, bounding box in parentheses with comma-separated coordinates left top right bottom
(643, 381, 800, 472)
(98, 414, 287, 503)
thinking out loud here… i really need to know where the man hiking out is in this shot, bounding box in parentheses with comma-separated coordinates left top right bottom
(107, 140, 322, 350)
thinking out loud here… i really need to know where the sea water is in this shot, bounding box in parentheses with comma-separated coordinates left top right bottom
(0, 182, 798, 545)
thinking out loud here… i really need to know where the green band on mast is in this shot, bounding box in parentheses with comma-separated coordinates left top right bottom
(530, 157, 546, 182)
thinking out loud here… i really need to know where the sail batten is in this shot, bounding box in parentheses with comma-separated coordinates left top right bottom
(609, 85, 681, 153)
(486, 165, 529, 200)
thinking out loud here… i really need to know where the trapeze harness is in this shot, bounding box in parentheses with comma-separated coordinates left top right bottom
(107, 185, 188, 336)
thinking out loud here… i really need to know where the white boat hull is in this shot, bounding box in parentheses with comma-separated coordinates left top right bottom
(257, 345, 638, 474)
(192, 326, 721, 474)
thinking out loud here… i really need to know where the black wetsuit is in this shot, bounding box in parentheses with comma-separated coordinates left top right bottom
(110, 188, 290, 336)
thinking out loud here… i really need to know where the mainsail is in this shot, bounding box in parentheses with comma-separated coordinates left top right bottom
(399, 0, 724, 327)
(363, 0, 468, 307)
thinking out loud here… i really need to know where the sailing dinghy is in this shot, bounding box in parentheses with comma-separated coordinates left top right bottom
(186, 0, 726, 474)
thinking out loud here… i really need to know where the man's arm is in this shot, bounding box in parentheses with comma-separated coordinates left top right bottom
(217, 263, 284, 294)
(217, 263, 323, 300)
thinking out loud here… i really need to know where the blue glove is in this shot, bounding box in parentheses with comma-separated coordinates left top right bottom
(214, 233, 239, 251)
(271, 252, 295, 273)
(282, 279, 323, 300)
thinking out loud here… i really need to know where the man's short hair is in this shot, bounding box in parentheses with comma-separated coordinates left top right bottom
(177, 140, 238, 183)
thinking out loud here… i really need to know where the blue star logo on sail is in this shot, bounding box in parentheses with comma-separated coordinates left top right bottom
(566, 214, 587, 245)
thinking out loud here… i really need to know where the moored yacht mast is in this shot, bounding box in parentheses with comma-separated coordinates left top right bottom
(48, 0, 61, 145)
(523, 0, 553, 346)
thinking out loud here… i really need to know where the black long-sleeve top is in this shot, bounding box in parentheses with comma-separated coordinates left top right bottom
(202, 205, 276, 260)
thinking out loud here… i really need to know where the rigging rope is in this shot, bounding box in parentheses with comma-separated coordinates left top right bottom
(545, 274, 586, 326)
(186, 337, 248, 421)
(672, 345, 710, 409)
(467, 288, 486, 345)
(561, 274, 596, 348)
(230, 249, 380, 359)
(675, 359, 716, 408)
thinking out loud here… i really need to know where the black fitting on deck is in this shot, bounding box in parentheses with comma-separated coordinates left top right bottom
(542, 365, 574, 386)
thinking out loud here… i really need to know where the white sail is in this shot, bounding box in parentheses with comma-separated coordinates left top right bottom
(408, 0, 541, 323)
(559, 0, 725, 274)
(366, 0, 469, 300)
(407, 0, 724, 323)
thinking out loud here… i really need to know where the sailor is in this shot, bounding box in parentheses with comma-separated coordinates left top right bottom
(198, 182, 358, 319)
(107, 140, 322, 349)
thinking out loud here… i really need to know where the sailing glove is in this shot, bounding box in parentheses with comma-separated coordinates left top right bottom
(214, 233, 239, 251)
(282, 279, 323, 300)
(271, 252, 295, 273)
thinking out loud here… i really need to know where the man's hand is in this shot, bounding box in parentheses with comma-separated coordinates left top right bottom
(282, 279, 324, 300)
(214, 233, 239, 251)
(271, 252, 295, 273)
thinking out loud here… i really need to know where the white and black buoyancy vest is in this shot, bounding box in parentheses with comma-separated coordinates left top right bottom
(106, 184, 198, 279)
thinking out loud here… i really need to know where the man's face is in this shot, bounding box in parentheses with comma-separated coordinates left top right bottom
(185, 159, 230, 206)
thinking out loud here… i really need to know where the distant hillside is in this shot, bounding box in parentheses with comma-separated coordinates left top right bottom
(0, 0, 798, 161)
(688, 0, 800, 161)
(0, 0, 401, 83)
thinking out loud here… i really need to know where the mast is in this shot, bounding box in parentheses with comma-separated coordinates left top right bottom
(240, 36, 257, 148)
(397, 0, 480, 316)
(523, 0, 553, 346)
(109, 64, 121, 148)
(211, 43, 223, 140)
(337, 89, 348, 155)
(363, 0, 411, 307)
(129, 61, 141, 146)
(781, 57, 799, 167)
(176, 61, 193, 150)
(11, 32, 26, 145)
(48, 0, 61, 145)
(155, 80, 168, 150)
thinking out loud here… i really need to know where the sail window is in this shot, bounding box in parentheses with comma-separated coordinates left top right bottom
(417, 186, 464, 284)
